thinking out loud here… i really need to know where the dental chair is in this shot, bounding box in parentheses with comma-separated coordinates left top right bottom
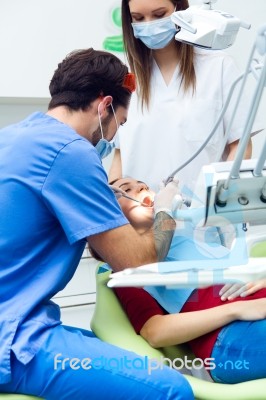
(91, 257, 266, 400)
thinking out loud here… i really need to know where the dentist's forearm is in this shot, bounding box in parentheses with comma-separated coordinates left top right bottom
(153, 211, 176, 261)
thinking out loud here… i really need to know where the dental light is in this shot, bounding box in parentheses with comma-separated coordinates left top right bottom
(171, 0, 251, 50)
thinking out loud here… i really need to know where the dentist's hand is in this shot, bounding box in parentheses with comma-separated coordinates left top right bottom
(154, 179, 181, 217)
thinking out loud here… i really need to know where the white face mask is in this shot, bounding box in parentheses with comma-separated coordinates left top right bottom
(95, 103, 119, 159)
(131, 16, 177, 50)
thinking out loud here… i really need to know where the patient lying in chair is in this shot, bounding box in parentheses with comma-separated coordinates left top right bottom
(91, 177, 266, 384)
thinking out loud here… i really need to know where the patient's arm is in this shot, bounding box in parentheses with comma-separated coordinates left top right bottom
(140, 299, 266, 348)
(109, 149, 122, 183)
(226, 138, 252, 161)
(115, 286, 266, 349)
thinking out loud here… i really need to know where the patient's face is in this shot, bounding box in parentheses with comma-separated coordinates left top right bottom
(112, 178, 155, 230)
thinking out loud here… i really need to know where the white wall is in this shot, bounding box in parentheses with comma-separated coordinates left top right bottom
(0, 0, 265, 161)
(0, 0, 265, 94)
(0, 0, 124, 98)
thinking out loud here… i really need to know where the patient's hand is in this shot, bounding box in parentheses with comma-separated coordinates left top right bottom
(233, 298, 266, 321)
(219, 279, 266, 301)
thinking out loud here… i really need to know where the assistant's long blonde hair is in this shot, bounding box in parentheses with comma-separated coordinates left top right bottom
(121, 0, 196, 110)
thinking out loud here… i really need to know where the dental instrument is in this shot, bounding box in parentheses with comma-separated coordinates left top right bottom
(109, 185, 153, 207)
(111, 184, 191, 209)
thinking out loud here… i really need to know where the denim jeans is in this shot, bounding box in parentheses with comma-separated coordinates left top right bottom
(210, 319, 266, 383)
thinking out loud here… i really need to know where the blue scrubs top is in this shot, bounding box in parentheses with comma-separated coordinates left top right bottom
(0, 112, 128, 383)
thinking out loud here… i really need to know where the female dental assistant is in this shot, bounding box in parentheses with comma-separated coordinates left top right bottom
(109, 0, 259, 193)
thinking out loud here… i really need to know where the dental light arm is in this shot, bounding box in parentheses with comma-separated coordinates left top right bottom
(171, 0, 251, 50)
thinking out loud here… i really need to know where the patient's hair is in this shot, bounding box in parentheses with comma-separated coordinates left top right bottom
(108, 177, 122, 185)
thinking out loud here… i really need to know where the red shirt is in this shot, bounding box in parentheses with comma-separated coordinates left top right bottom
(114, 286, 266, 360)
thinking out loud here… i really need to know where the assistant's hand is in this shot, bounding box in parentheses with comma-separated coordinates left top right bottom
(219, 279, 266, 301)
(154, 179, 181, 217)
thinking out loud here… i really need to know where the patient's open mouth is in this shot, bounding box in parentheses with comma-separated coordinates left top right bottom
(142, 196, 154, 207)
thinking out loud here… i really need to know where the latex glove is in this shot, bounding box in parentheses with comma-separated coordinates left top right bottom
(172, 194, 185, 212)
(154, 179, 181, 216)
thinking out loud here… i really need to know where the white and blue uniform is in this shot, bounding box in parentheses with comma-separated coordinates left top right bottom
(0, 112, 193, 399)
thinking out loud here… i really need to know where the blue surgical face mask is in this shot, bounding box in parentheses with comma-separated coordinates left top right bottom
(95, 137, 115, 159)
(131, 16, 177, 50)
(95, 103, 119, 159)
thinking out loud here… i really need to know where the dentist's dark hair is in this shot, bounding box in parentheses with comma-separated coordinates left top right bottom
(121, 0, 195, 110)
(48, 48, 132, 111)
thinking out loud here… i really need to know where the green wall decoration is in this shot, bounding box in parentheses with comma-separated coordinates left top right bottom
(103, 6, 124, 53)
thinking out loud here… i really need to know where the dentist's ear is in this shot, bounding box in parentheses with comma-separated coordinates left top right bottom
(98, 95, 113, 117)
